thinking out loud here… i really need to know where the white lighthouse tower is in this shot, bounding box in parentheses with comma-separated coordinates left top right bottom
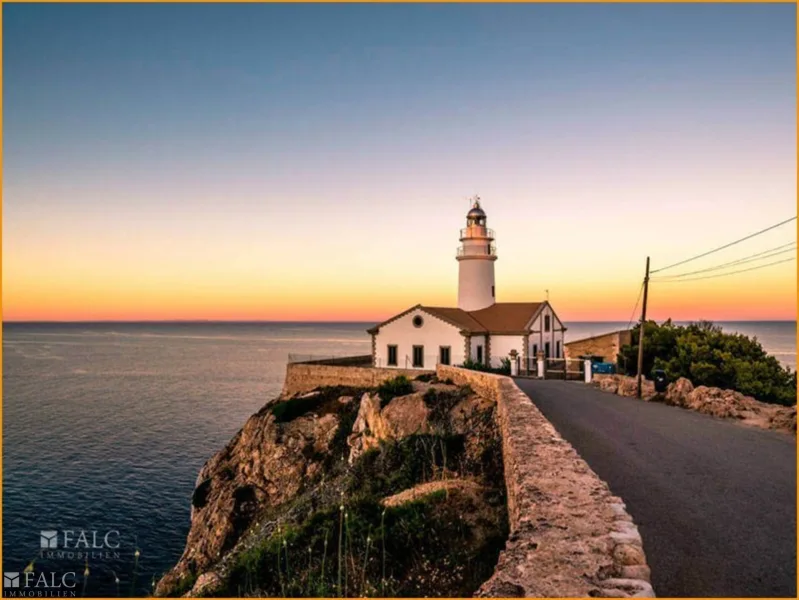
(457, 196, 497, 311)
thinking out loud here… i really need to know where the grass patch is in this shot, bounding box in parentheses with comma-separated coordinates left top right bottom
(376, 376, 414, 407)
(271, 386, 368, 423)
(223, 491, 505, 598)
(347, 434, 467, 501)
(423, 385, 474, 430)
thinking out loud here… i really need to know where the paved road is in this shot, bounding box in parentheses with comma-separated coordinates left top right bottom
(514, 379, 797, 598)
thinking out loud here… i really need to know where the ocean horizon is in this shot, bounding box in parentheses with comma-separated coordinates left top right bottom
(2, 320, 795, 596)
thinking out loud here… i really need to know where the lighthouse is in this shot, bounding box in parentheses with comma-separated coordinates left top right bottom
(456, 196, 497, 311)
(368, 195, 567, 371)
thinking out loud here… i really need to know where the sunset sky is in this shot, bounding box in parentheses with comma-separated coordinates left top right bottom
(3, 3, 796, 322)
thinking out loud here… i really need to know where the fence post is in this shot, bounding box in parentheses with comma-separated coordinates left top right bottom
(584, 359, 592, 383)
(509, 350, 519, 376)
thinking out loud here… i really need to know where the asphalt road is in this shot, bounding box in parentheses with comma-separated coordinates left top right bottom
(514, 378, 797, 598)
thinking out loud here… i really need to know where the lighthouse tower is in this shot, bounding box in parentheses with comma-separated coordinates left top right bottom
(457, 196, 497, 311)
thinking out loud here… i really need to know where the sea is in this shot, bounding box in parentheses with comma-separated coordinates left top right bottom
(2, 320, 795, 596)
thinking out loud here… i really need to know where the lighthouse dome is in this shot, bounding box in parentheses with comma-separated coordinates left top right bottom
(467, 204, 486, 219)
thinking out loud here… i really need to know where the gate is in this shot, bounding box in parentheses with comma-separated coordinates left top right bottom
(545, 358, 585, 380)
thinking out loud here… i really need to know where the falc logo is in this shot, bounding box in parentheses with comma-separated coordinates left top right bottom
(39, 530, 120, 550)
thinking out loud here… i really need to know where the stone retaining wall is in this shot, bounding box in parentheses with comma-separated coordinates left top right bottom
(281, 363, 429, 398)
(437, 365, 654, 598)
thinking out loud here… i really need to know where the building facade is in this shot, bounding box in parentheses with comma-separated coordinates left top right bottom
(368, 198, 566, 369)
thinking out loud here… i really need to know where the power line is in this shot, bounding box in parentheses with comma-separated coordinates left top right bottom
(651, 256, 795, 283)
(651, 242, 797, 280)
(627, 281, 644, 329)
(650, 216, 797, 274)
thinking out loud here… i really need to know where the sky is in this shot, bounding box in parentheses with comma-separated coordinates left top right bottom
(2, 3, 796, 322)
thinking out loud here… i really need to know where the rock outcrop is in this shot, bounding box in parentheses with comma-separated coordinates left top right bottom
(593, 374, 796, 434)
(156, 378, 506, 598)
(347, 391, 432, 462)
(155, 397, 345, 596)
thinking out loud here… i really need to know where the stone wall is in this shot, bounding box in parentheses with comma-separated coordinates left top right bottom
(565, 330, 632, 363)
(436, 365, 654, 597)
(281, 363, 429, 398)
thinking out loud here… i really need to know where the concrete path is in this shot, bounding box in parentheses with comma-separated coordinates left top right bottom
(514, 379, 797, 598)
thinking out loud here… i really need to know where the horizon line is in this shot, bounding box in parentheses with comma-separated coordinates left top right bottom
(3, 318, 797, 325)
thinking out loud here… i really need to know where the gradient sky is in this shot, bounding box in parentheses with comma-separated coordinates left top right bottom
(3, 3, 796, 322)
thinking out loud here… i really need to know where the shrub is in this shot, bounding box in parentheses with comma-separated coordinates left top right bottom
(461, 357, 511, 375)
(414, 373, 437, 383)
(376, 376, 414, 407)
(618, 319, 796, 405)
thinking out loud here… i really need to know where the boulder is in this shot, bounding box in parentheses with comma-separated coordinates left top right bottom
(347, 392, 431, 463)
(599, 378, 619, 394)
(189, 571, 222, 597)
(769, 406, 797, 433)
(664, 378, 694, 407)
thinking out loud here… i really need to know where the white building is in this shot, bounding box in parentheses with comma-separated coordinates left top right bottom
(367, 198, 566, 370)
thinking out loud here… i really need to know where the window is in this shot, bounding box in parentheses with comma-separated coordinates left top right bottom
(412, 315, 424, 328)
(476, 345, 483, 364)
(533, 343, 538, 357)
(387, 345, 398, 366)
(544, 315, 551, 332)
(412, 345, 424, 368)
(545, 342, 551, 358)
(491, 285, 495, 298)
(439, 346, 451, 366)
(556, 341, 561, 358)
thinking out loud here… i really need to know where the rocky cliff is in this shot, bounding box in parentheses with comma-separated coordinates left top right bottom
(155, 377, 507, 598)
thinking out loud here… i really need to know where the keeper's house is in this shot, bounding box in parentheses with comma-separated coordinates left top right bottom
(367, 199, 566, 370)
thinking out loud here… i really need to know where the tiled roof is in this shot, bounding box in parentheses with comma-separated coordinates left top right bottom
(467, 302, 543, 333)
(421, 306, 488, 332)
(367, 302, 546, 335)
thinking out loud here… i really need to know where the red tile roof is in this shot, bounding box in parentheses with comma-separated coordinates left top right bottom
(466, 302, 543, 333)
(368, 302, 547, 335)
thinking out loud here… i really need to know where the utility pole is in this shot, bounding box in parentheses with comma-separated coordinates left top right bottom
(636, 256, 651, 399)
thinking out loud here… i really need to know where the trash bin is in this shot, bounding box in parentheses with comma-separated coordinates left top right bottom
(653, 369, 668, 393)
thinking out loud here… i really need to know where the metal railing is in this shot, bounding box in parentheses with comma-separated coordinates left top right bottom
(456, 244, 497, 257)
(521, 357, 586, 380)
(460, 227, 495, 240)
(402, 354, 441, 370)
(287, 354, 372, 366)
(545, 358, 585, 380)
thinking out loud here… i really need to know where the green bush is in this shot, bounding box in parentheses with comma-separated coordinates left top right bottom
(376, 376, 414, 407)
(618, 319, 796, 405)
(460, 357, 511, 375)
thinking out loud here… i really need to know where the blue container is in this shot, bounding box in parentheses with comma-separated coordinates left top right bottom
(591, 362, 617, 375)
